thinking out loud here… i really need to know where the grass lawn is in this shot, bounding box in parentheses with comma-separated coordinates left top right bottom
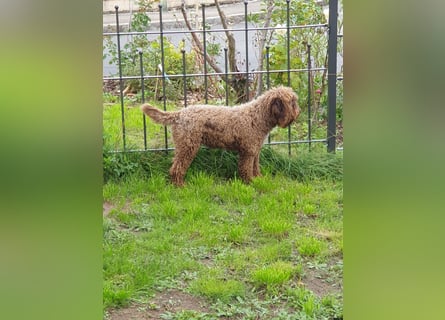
(103, 154, 343, 319)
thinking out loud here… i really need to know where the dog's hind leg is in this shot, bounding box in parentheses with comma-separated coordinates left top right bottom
(252, 153, 262, 177)
(169, 144, 200, 186)
(238, 153, 255, 183)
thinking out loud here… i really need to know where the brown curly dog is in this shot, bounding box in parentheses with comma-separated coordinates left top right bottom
(141, 86, 300, 186)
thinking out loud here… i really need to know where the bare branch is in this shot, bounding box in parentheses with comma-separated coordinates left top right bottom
(214, 0, 238, 73)
(180, 4, 225, 77)
(255, 1, 275, 96)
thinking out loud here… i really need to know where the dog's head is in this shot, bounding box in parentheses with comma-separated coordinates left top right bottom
(268, 86, 300, 128)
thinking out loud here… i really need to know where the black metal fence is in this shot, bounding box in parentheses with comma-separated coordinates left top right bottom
(103, 0, 341, 154)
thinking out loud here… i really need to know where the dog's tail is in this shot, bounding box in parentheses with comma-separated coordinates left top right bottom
(140, 104, 179, 125)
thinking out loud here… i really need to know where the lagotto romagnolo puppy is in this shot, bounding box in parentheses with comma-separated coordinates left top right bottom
(141, 86, 300, 186)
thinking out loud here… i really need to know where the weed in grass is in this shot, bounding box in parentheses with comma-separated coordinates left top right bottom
(302, 203, 317, 216)
(256, 241, 293, 263)
(296, 183, 313, 195)
(103, 281, 132, 309)
(259, 218, 293, 238)
(297, 236, 327, 258)
(214, 178, 256, 206)
(144, 173, 169, 194)
(321, 294, 336, 308)
(111, 210, 133, 225)
(187, 170, 216, 188)
(103, 152, 140, 182)
(250, 173, 282, 193)
(252, 261, 302, 289)
(286, 286, 342, 319)
(223, 224, 250, 245)
(301, 294, 318, 317)
(256, 199, 295, 238)
(155, 201, 180, 220)
(286, 286, 312, 305)
(286, 286, 319, 317)
(191, 277, 246, 303)
(182, 199, 212, 222)
(321, 294, 343, 319)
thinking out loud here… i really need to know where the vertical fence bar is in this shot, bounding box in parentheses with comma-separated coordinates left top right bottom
(115, 5, 126, 151)
(327, 0, 338, 153)
(159, 4, 168, 151)
(266, 45, 271, 144)
(307, 43, 312, 151)
(266, 46, 270, 90)
(139, 49, 147, 150)
(202, 4, 208, 104)
(224, 47, 229, 106)
(286, 0, 291, 155)
(244, 1, 249, 101)
(182, 49, 187, 108)
(286, 0, 291, 86)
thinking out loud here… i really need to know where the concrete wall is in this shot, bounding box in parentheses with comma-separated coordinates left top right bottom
(103, 0, 241, 13)
(103, 0, 136, 13)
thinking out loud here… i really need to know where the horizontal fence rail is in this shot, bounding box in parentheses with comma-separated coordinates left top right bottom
(102, 0, 341, 155)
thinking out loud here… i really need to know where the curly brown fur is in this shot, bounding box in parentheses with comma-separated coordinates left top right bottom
(141, 86, 300, 186)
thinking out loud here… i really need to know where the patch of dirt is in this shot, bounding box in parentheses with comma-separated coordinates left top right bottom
(302, 260, 343, 298)
(106, 290, 210, 320)
(303, 271, 335, 297)
(103, 201, 114, 217)
(106, 305, 151, 320)
(103, 201, 134, 217)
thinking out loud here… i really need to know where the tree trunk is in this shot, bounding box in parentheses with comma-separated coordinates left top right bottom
(255, 0, 275, 97)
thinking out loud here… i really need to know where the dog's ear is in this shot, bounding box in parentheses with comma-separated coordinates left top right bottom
(271, 97, 285, 122)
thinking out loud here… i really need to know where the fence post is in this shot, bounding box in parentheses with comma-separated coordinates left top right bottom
(202, 4, 208, 104)
(307, 43, 312, 151)
(244, 1, 249, 101)
(182, 49, 187, 108)
(286, 0, 291, 156)
(327, 0, 338, 153)
(224, 47, 229, 106)
(139, 49, 147, 150)
(159, 4, 168, 151)
(115, 5, 126, 151)
(266, 46, 271, 145)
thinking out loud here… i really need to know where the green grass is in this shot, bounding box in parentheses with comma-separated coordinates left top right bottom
(251, 261, 302, 289)
(103, 95, 342, 320)
(297, 236, 327, 257)
(190, 277, 246, 302)
(103, 152, 343, 319)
